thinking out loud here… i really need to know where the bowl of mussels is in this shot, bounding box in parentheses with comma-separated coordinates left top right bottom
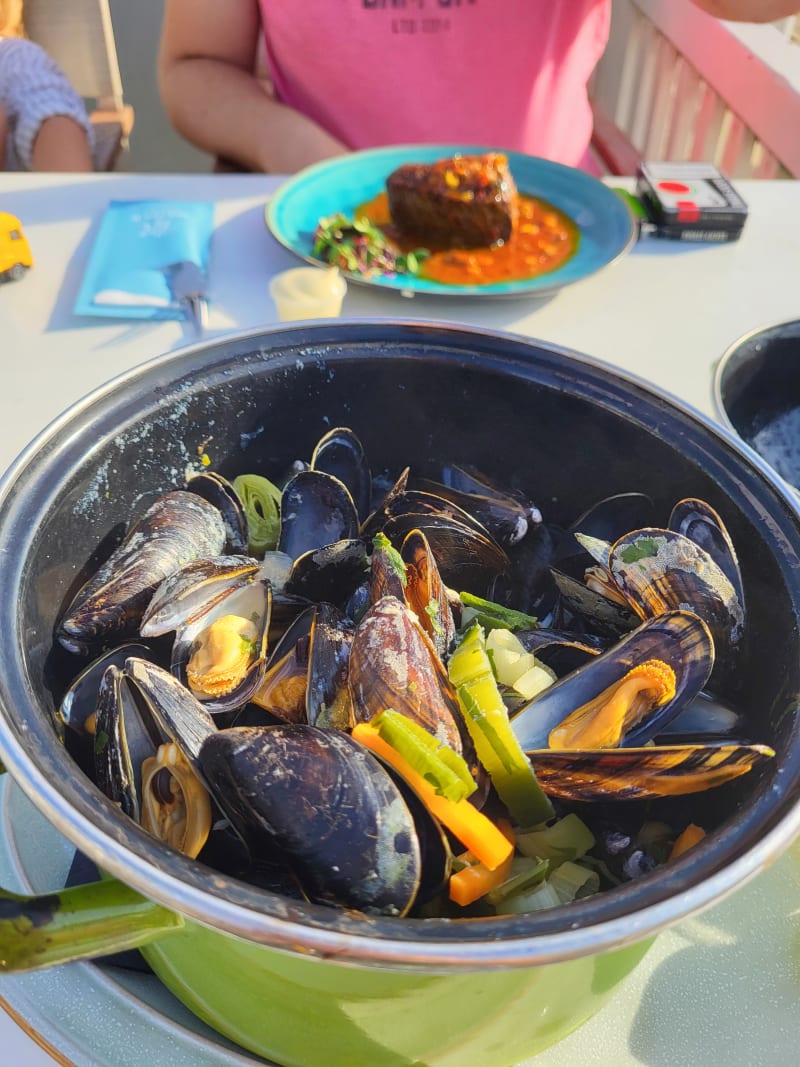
(0, 320, 799, 1067)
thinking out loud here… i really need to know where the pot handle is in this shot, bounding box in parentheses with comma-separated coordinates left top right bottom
(0, 878, 183, 972)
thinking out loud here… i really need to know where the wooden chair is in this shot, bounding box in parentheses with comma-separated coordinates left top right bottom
(23, 0, 135, 172)
(588, 0, 799, 179)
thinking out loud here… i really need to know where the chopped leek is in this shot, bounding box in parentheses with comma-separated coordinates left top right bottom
(485, 628, 557, 700)
(485, 856, 549, 906)
(548, 861, 600, 903)
(368, 709, 476, 803)
(459, 592, 539, 633)
(515, 813, 595, 868)
(232, 474, 282, 556)
(448, 622, 554, 827)
(494, 879, 562, 915)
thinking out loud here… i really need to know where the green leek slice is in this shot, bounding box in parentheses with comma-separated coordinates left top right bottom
(485, 856, 549, 906)
(548, 861, 600, 903)
(369, 709, 476, 803)
(459, 592, 539, 633)
(448, 622, 554, 827)
(232, 474, 282, 556)
(515, 813, 596, 868)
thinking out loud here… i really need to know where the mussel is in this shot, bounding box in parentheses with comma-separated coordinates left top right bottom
(58, 491, 227, 654)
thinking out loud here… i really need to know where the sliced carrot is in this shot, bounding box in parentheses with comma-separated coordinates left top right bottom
(449, 821, 515, 907)
(669, 822, 706, 860)
(352, 722, 514, 871)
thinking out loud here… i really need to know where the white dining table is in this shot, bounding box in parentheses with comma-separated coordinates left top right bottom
(0, 171, 799, 1066)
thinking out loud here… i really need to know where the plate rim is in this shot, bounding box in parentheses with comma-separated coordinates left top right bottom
(265, 143, 636, 299)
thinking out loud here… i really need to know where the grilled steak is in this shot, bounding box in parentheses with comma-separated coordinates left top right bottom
(386, 153, 519, 249)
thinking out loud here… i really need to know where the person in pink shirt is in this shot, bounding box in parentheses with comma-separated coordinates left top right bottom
(159, 0, 800, 175)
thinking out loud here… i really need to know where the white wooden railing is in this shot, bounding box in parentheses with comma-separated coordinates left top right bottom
(589, 0, 800, 178)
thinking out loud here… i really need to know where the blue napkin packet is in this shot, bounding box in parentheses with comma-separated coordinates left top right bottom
(74, 199, 215, 320)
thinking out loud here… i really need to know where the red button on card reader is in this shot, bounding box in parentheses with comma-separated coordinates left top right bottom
(676, 200, 700, 223)
(657, 180, 691, 194)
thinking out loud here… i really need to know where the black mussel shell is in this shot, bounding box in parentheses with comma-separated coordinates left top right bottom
(198, 725, 423, 916)
(285, 538, 369, 607)
(413, 476, 530, 548)
(348, 595, 464, 753)
(668, 498, 745, 610)
(278, 469, 360, 562)
(186, 470, 249, 555)
(310, 427, 372, 524)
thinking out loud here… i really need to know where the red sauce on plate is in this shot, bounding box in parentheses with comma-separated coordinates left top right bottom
(356, 191, 579, 286)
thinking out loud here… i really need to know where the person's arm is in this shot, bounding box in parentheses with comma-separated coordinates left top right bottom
(158, 0, 347, 173)
(689, 1, 800, 21)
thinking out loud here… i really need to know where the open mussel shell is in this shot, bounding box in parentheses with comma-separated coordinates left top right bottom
(198, 724, 424, 916)
(526, 741, 775, 801)
(171, 576, 273, 714)
(668, 498, 745, 610)
(94, 662, 165, 821)
(58, 641, 164, 777)
(116, 658, 218, 859)
(284, 538, 369, 607)
(400, 528, 456, 661)
(140, 555, 260, 637)
(549, 567, 639, 640)
(437, 462, 543, 527)
(363, 487, 498, 541)
(278, 469, 360, 562)
(608, 528, 745, 684)
(310, 426, 372, 524)
(123, 657, 218, 768)
(59, 641, 160, 739)
(412, 476, 530, 548)
(568, 492, 656, 548)
(252, 605, 315, 723)
(57, 490, 227, 654)
(517, 627, 605, 678)
(509, 610, 714, 751)
(382, 512, 509, 594)
(186, 470, 249, 555)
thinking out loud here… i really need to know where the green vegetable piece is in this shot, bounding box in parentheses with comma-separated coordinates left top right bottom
(459, 592, 539, 632)
(372, 532, 407, 585)
(369, 709, 476, 803)
(486, 856, 549, 906)
(515, 814, 596, 869)
(232, 474, 282, 556)
(548, 861, 600, 903)
(619, 536, 660, 564)
(448, 623, 554, 827)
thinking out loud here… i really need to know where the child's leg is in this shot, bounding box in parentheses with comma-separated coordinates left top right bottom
(30, 114, 93, 172)
(0, 102, 9, 170)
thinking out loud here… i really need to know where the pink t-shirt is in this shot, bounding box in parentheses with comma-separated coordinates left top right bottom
(258, 0, 610, 168)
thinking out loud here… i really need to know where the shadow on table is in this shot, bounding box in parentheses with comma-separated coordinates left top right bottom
(626, 844, 800, 1065)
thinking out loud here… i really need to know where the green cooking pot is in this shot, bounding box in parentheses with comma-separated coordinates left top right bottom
(1, 322, 799, 1067)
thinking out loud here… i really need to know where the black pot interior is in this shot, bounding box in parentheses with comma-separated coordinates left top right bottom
(717, 319, 800, 489)
(3, 320, 800, 944)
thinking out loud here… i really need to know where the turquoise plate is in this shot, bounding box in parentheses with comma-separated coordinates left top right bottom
(266, 144, 636, 298)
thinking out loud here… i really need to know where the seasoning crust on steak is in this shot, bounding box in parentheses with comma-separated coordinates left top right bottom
(386, 153, 519, 250)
